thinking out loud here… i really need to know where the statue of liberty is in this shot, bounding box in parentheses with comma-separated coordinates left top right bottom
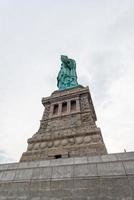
(57, 55, 78, 90)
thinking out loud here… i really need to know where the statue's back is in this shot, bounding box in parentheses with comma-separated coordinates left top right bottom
(57, 55, 78, 90)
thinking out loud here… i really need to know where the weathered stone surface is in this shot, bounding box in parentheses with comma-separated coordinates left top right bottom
(97, 162, 125, 176)
(20, 86, 107, 162)
(123, 160, 134, 175)
(0, 152, 134, 199)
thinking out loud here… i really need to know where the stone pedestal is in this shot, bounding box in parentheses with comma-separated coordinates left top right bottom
(20, 86, 107, 162)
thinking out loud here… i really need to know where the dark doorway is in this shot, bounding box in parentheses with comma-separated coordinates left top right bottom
(54, 155, 62, 159)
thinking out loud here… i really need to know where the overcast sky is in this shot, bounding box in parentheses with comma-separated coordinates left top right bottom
(0, 0, 134, 163)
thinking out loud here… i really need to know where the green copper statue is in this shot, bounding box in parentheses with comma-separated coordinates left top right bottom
(57, 55, 78, 90)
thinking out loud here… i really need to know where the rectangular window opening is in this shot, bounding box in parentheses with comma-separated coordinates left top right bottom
(53, 104, 59, 115)
(62, 102, 67, 113)
(71, 100, 76, 111)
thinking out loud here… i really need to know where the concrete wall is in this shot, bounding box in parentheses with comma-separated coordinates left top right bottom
(0, 152, 134, 200)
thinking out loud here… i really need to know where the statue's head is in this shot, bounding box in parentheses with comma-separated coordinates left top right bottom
(61, 55, 68, 63)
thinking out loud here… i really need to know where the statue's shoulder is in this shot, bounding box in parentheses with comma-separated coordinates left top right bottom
(69, 58, 76, 68)
(69, 58, 75, 62)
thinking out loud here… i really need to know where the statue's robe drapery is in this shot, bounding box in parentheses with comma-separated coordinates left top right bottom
(57, 56, 78, 90)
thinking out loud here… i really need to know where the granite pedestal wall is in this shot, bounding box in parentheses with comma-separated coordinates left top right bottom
(20, 86, 107, 162)
(0, 151, 134, 200)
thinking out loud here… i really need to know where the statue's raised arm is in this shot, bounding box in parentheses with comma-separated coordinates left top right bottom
(57, 55, 78, 90)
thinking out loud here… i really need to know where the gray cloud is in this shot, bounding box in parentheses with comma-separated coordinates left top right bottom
(0, 150, 14, 164)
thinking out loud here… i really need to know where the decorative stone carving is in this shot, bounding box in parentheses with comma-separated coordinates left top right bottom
(33, 143, 40, 150)
(84, 136, 92, 143)
(61, 139, 68, 146)
(54, 140, 61, 147)
(40, 142, 47, 149)
(68, 138, 75, 145)
(75, 136, 83, 144)
(47, 141, 53, 148)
